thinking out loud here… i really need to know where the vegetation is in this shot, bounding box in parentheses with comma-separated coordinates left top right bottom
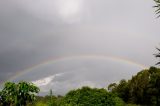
(24, 87, 124, 106)
(154, 48, 160, 65)
(154, 0, 160, 17)
(108, 67, 160, 105)
(59, 86, 124, 106)
(0, 81, 40, 106)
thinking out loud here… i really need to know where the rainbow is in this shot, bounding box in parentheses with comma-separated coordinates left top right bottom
(5, 54, 148, 84)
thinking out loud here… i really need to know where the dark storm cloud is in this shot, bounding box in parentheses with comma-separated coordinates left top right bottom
(0, 1, 59, 82)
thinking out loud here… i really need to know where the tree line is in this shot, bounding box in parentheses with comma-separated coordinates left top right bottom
(108, 67, 160, 106)
(2, 66, 160, 106)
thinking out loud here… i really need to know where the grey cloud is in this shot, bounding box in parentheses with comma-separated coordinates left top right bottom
(0, 0, 160, 94)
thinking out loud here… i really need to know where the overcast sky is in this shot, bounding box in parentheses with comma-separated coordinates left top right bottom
(0, 0, 160, 95)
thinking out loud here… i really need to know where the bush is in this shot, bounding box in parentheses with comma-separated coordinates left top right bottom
(59, 86, 124, 106)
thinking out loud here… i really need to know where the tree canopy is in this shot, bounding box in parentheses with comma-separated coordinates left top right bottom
(59, 86, 124, 106)
(108, 67, 160, 105)
(0, 81, 40, 106)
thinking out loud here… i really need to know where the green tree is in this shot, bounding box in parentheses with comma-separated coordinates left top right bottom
(115, 80, 129, 102)
(108, 80, 130, 103)
(0, 82, 16, 105)
(128, 70, 150, 104)
(59, 86, 124, 106)
(108, 83, 117, 92)
(108, 67, 160, 105)
(0, 81, 40, 106)
(148, 67, 160, 105)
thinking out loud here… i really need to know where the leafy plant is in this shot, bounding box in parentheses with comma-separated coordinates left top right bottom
(59, 86, 123, 106)
(0, 81, 40, 106)
(154, 48, 160, 65)
(154, 0, 160, 17)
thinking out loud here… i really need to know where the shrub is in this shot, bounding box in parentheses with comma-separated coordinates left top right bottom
(59, 86, 124, 106)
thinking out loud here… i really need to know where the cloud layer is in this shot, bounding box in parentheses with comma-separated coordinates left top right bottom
(0, 0, 160, 94)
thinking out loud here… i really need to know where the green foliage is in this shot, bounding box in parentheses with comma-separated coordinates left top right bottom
(108, 83, 117, 92)
(113, 97, 125, 106)
(109, 79, 129, 102)
(0, 81, 40, 106)
(59, 86, 124, 106)
(28, 92, 62, 106)
(34, 101, 47, 106)
(0, 82, 16, 105)
(109, 67, 160, 105)
(47, 89, 57, 106)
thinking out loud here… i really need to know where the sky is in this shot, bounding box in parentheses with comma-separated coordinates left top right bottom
(0, 0, 160, 95)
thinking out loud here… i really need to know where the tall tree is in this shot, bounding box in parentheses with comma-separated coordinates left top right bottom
(108, 80, 129, 102)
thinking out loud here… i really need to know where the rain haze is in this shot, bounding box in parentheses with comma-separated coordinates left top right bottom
(0, 0, 160, 95)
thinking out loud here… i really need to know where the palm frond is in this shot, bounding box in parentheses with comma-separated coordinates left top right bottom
(154, 0, 160, 17)
(156, 47, 160, 51)
(155, 7, 160, 12)
(154, 47, 160, 65)
(156, 62, 160, 65)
